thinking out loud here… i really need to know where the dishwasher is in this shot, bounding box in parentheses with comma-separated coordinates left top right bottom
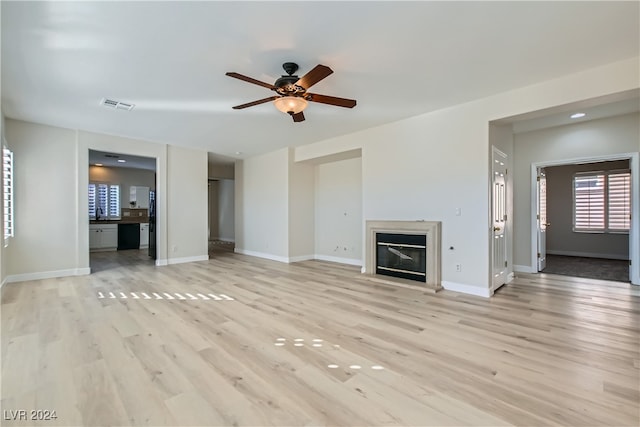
(117, 223, 140, 250)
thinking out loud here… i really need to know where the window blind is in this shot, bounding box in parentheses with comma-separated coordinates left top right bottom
(608, 172, 631, 231)
(574, 170, 630, 233)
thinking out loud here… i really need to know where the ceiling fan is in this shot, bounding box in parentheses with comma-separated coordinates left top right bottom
(226, 62, 356, 122)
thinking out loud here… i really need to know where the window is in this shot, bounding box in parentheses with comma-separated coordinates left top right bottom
(3, 146, 14, 243)
(89, 183, 120, 220)
(574, 170, 631, 233)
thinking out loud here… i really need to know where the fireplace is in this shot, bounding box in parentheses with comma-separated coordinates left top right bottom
(376, 233, 426, 282)
(365, 220, 441, 291)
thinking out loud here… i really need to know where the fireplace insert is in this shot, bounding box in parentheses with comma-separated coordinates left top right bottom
(376, 233, 427, 282)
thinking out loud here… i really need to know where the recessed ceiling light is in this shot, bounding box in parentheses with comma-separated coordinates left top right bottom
(95, 163, 103, 166)
(570, 112, 586, 119)
(235, 151, 242, 155)
(117, 159, 126, 163)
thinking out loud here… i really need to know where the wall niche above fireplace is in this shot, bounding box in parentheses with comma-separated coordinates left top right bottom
(365, 220, 441, 291)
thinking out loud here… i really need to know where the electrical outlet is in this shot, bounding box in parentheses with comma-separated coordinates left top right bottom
(172, 245, 178, 253)
(455, 263, 462, 272)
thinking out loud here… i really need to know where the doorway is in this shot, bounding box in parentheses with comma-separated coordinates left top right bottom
(532, 156, 636, 283)
(208, 178, 235, 255)
(88, 150, 157, 272)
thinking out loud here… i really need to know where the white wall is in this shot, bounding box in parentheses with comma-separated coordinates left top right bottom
(250, 57, 639, 295)
(77, 129, 169, 268)
(235, 148, 290, 260)
(5, 120, 81, 277)
(3, 119, 209, 281)
(218, 179, 235, 242)
(209, 163, 234, 180)
(89, 165, 155, 211)
(166, 145, 209, 263)
(546, 160, 630, 260)
(314, 157, 362, 265)
(208, 181, 219, 240)
(288, 151, 315, 260)
(513, 113, 639, 269)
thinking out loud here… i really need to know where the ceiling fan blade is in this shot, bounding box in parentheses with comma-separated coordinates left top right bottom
(226, 72, 276, 90)
(295, 65, 333, 90)
(291, 111, 305, 122)
(232, 96, 278, 109)
(306, 93, 357, 108)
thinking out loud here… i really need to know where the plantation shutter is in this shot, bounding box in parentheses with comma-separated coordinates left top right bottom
(608, 171, 631, 231)
(109, 185, 120, 217)
(3, 147, 14, 240)
(88, 184, 97, 217)
(89, 183, 120, 219)
(574, 174, 605, 231)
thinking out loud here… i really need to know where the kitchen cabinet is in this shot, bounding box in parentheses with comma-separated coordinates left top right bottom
(140, 223, 149, 248)
(129, 186, 150, 209)
(89, 224, 118, 251)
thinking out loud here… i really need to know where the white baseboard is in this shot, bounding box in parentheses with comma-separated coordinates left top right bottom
(213, 237, 235, 243)
(289, 255, 315, 263)
(441, 281, 492, 298)
(0, 276, 7, 289)
(546, 250, 628, 260)
(233, 249, 362, 266)
(514, 264, 537, 273)
(314, 254, 362, 266)
(155, 259, 168, 266)
(234, 248, 290, 264)
(167, 255, 209, 265)
(5, 267, 91, 284)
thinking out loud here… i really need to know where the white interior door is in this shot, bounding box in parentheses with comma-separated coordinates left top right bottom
(492, 148, 508, 289)
(537, 168, 548, 271)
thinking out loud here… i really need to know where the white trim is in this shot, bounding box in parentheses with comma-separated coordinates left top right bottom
(155, 259, 168, 266)
(5, 268, 91, 283)
(167, 255, 209, 265)
(314, 254, 363, 266)
(514, 264, 536, 273)
(531, 152, 639, 286)
(441, 281, 492, 298)
(546, 250, 628, 261)
(289, 255, 315, 263)
(1, 276, 7, 289)
(234, 248, 290, 264)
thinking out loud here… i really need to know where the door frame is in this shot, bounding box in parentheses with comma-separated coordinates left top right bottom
(530, 152, 639, 285)
(536, 167, 547, 271)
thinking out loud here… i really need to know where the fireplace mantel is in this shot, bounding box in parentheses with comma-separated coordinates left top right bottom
(365, 220, 442, 291)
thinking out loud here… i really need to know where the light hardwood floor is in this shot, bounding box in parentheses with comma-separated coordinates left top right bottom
(2, 250, 639, 426)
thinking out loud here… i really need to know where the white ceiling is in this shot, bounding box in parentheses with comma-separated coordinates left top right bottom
(2, 1, 639, 162)
(89, 149, 156, 170)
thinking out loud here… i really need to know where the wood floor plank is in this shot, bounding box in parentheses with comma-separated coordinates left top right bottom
(1, 251, 638, 426)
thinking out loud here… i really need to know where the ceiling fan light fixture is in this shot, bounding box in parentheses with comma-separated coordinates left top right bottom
(273, 96, 308, 115)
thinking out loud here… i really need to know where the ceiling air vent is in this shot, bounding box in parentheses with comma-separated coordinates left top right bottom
(101, 98, 135, 111)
